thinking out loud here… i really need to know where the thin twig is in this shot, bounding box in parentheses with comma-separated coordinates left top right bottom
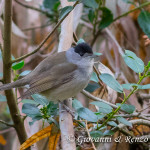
(85, 120, 97, 150)
(11, 1, 79, 64)
(22, 23, 52, 31)
(0, 127, 14, 134)
(137, 93, 150, 100)
(73, 32, 78, 43)
(112, 119, 150, 147)
(81, 90, 118, 109)
(14, 0, 52, 18)
(113, 1, 150, 22)
(0, 120, 14, 127)
(139, 105, 150, 113)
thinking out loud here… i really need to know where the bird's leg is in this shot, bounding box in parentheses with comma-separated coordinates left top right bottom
(59, 100, 75, 118)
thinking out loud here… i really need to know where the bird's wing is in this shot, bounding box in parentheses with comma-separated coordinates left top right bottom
(21, 62, 77, 98)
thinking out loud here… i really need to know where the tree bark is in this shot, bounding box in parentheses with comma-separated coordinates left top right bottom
(3, 0, 27, 144)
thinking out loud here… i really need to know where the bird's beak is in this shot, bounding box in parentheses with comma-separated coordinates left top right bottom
(89, 54, 99, 58)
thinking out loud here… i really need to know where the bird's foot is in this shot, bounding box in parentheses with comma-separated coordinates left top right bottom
(59, 101, 75, 118)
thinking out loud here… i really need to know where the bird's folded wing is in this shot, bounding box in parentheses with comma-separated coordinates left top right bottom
(21, 63, 77, 98)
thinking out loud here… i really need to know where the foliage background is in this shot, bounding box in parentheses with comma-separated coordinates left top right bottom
(0, 0, 150, 149)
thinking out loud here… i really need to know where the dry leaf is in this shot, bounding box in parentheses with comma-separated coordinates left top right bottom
(48, 124, 60, 150)
(0, 135, 6, 145)
(20, 125, 53, 150)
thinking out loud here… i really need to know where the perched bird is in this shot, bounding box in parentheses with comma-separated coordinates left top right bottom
(0, 43, 98, 102)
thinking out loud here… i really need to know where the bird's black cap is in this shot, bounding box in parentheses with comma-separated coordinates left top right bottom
(74, 43, 93, 56)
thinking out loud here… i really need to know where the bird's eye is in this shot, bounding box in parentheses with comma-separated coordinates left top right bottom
(79, 52, 84, 56)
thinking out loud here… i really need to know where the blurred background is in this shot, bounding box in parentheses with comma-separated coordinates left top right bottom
(0, 0, 150, 149)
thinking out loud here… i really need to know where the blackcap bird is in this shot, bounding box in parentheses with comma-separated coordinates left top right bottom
(0, 43, 98, 102)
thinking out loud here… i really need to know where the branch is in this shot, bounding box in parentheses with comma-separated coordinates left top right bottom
(114, 113, 150, 121)
(85, 120, 96, 150)
(11, 1, 79, 64)
(112, 119, 150, 146)
(3, 0, 28, 144)
(0, 127, 14, 134)
(0, 120, 14, 127)
(137, 93, 150, 100)
(14, 0, 52, 18)
(104, 28, 124, 56)
(113, 1, 150, 22)
(113, 119, 150, 131)
(81, 90, 118, 109)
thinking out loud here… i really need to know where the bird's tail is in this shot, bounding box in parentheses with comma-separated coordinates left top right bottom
(0, 78, 28, 91)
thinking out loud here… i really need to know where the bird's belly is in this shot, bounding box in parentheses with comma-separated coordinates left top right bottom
(41, 76, 90, 102)
(41, 65, 93, 102)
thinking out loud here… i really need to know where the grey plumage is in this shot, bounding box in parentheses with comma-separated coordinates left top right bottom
(0, 43, 96, 102)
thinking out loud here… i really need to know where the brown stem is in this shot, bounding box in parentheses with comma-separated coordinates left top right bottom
(0, 120, 14, 127)
(3, 0, 28, 144)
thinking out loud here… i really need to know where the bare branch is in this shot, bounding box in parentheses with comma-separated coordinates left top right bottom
(137, 93, 150, 100)
(85, 120, 96, 150)
(81, 90, 118, 109)
(0, 120, 14, 127)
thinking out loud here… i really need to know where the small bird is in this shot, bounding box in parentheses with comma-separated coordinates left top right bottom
(0, 43, 98, 102)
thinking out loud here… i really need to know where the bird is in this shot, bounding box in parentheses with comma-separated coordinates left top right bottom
(0, 43, 98, 103)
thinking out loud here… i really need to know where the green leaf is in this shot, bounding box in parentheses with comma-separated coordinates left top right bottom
(107, 121, 118, 127)
(122, 0, 134, 4)
(0, 94, 7, 102)
(94, 52, 102, 56)
(90, 101, 113, 110)
(95, 113, 105, 119)
(103, 130, 115, 136)
(21, 99, 39, 105)
(91, 101, 113, 114)
(138, 11, 150, 38)
(43, 0, 59, 10)
(138, 84, 150, 89)
(116, 116, 132, 127)
(85, 83, 100, 92)
(123, 50, 144, 73)
(20, 70, 31, 76)
(22, 103, 42, 118)
(0, 72, 3, 77)
(100, 73, 123, 93)
(122, 83, 138, 90)
(53, 1, 60, 11)
(31, 94, 49, 106)
(90, 131, 103, 138)
(88, 9, 95, 23)
(116, 103, 135, 114)
(29, 115, 43, 125)
(12, 60, 24, 70)
(122, 83, 150, 90)
(81, 0, 98, 9)
(77, 38, 85, 44)
(47, 102, 58, 116)
(72, 99, 83, 110)
(77, 107, 98, 122)
(90, 72, 99, 82)
(59, 6, 73, 19)
(99, 7, 113, 29)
